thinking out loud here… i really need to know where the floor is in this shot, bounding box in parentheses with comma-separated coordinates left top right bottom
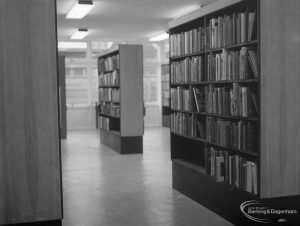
(61, 127, 233, 226)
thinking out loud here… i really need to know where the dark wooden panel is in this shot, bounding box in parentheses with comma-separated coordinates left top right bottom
(173, 160, 300, 225)
(120, 136, 143, 154)
(162, 115, 170, 128)
(120, 45, 144, 137)
(0, 0, 62, 224)
(7, 219, 62, 226)
(172, 160, 256, 226)
(260, 0, 300, 198)
(99, 129, 121, 153)
(58, 56, 67, 139)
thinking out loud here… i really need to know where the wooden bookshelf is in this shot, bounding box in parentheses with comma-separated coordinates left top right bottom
(0, 0, 62, 225)
(58, 55, 67, 139)
(169, 0, 300, 225)
(97, 44, 144, 154)
(161, 64, 170, 127)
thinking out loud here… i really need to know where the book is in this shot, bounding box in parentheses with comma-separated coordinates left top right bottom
(248, 49, 258, 78)
(248, 11, 256, 41)
(251, 162, 258, 195)
(216, 151, 225, 182)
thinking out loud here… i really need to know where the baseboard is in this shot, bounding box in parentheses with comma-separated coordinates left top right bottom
(2, 219, 62, 226)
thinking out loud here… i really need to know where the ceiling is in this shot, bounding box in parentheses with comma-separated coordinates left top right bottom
(56, 0, 216, 43)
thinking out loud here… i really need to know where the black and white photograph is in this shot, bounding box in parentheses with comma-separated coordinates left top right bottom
(0, 0, 299, 225)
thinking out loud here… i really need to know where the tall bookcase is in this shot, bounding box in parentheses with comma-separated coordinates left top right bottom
(0, 0, 62, 225)
(161, 64, 170, 127)
(97, 44, 144, 154)
(168, 0, 300, 225)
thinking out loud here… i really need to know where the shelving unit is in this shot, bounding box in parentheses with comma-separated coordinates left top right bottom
(161, 64, 170, 127)
(0, 0, 62, 225)
(168, 0, 300, 225)
(97, 44, 144, 154)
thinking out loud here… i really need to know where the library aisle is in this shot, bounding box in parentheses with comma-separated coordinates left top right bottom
(61, 127, 232, 226)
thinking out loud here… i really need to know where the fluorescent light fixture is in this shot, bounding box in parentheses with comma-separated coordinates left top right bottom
(149, 33, 169, 42)
(71, 28, 89, 40)
(66, 0, 94, 19)
(58, 42, 87, 49)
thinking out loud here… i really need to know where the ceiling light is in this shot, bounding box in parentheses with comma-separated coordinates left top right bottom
(149, 33, 169, 42)
(58, 42, 87, 49)
(66, 0, 94, 19)
(71, 29, 89, 40)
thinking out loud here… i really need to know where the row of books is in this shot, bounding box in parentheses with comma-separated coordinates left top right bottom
(207, 11, 256, 49)
(162, 90, 170, 107)
(170, 10, 256, 57)
(98, 54, 119, 72)
(170, 112, 197, 138)
(207, 47, 258, 81)
(99, 102, 120, 118)
(206, 147, 257, 194)
(99, 116, 120, 131)
(170, 87, 191, 111)
(206, 117, 256, 152)
(170, 27, 206, 57)
(205, 84, 258, 117)
(171, 56, 204, 83)
(99, 88, 120, 102)
(98, 70, 119, 87)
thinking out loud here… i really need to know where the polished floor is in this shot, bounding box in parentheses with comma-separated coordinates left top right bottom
(61, 127, 233, 226)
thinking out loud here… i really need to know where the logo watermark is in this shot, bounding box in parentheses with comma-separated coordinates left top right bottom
(240, 200, 298, 224)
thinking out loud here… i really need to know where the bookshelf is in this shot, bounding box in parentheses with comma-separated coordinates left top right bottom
(58, 55, 67, 139)
(169, 0, 300, 225)
(161, 64, 170, 127)
(97, 44, 144, 154)
(0, 0, 62, 225)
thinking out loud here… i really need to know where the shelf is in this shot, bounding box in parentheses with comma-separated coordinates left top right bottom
(173, 159, 206, 174)
(170, 50, 205, 60)
(171, 132, 206, 143)
(171, 82, 204, 86)
(99, 113, 120, 119)
(98, 44, 143, 154)
(99, 85, 120, 88)
(170, 79, 259, 86)
(99, 100, 120, 104)
(171, 132, 258, 157)
(173, 159, 258, 196)
(203, 79, 259, 84)
(99, 128, 120, 136)
(171, 109, 259, 122)
(169, 40, 258, 60)
(206, 141, 258, 157)
(171, 109, 193, 114)
(99, 69, 119, 74)
(207, 40, 258, 53)
(195, 112, 259, 122)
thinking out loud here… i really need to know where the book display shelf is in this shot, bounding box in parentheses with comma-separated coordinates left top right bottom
(161, 64, 170, 127)
(0, 0, 62, 225)
(168, 0, 300, 225)
(97, 44, 144, 154)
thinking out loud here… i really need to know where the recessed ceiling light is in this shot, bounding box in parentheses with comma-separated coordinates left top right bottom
(58, 42, 87, 49)
(149, 33, 169, 42)
(66, 0, 94, 19)
(71, 29, 89, 40)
